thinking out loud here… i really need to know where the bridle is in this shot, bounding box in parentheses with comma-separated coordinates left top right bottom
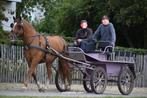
(10, 20, 51, 53)
(10, 21, 41, 46)
(10, 22, 24, 40)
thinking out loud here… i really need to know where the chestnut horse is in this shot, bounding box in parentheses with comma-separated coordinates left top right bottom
(10, 17, 70, 92)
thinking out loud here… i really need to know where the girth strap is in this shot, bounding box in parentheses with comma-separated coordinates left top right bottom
(44, 36, 50, 48)
(24, 36, 58, 56)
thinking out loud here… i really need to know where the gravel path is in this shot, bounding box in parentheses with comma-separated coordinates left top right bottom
(0, 83, 147, 97)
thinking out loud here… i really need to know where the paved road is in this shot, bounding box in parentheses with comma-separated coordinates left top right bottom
(0, 89, 147, 97)
(0, 84, 147, 97)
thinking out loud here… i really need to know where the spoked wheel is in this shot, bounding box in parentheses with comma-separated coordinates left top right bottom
(55, 71, 70, 92)
(83, 73, 93, 93)
(118, 67, 134, 95)
(90, 66, 107, 94)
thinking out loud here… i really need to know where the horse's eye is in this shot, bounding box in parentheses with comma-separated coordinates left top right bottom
(10, 23, 14, 28)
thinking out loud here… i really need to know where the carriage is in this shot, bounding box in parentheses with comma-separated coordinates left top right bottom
(10, 18, 136, 95)
(54, 42, 136, 95)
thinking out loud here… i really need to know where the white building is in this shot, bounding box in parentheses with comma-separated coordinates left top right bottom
(1, 0, 45, 31)
(1, 0, 22, 31)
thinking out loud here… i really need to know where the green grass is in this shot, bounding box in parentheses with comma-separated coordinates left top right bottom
(0, 96, 147, 98)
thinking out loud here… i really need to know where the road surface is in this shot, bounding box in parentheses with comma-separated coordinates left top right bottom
(0, 83, 147, 97)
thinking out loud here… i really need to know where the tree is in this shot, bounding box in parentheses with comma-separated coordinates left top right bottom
(16, 0, 147, 48)
(108, 0, 147, 48)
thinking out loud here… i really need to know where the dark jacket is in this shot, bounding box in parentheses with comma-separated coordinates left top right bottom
(76, 28, 93, 42)
(92, 23, 116, 45)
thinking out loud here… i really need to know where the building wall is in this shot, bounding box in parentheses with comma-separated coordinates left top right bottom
(1, 0, 44, 31)
(1, 0, 21, 32)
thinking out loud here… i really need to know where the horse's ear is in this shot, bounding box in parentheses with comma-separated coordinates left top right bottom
(13, 16, 16, 21)
(10, 23, 14, 28)
(17, 16, 22, 22)
(13, 16, 22, 23)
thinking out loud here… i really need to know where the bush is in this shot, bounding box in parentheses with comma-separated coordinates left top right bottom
(115, 46, 147, 54)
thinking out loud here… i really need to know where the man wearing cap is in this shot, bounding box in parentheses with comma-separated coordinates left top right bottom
(92, 15, 116, 51)
(75, 20, 95, 51)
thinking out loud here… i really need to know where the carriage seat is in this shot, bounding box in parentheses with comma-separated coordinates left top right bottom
(86, 41, 114, 53)
(95, 41, 114, 60)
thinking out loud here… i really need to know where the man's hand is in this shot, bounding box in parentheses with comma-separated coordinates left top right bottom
(74, 41, 77, 45)
(77, 39, 82, 42)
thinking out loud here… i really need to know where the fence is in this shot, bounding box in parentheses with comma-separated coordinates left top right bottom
(0, 44, 147, 87)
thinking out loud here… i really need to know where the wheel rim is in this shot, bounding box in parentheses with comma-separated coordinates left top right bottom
(119, 70, 133, 93)
(92, 68, 107, 93)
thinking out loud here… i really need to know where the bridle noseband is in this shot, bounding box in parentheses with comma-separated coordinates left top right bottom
(11, 22, 24, 40)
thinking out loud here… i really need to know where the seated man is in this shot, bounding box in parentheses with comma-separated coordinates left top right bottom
(92, 15, 116, 52)
(75, 20, 95, 52)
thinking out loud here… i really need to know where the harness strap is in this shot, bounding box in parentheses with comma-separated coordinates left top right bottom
(24, 35, 64, 59)
(27, 45, 48, 52)
(44, 36, 50, 48)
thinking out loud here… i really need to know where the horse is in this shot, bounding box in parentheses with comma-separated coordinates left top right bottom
(9, 17, 70, 92)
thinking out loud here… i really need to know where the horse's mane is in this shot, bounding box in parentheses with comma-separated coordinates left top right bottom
(22, 19, 37, 33)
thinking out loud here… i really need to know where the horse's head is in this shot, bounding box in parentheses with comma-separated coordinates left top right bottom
(9, 17, 24, 41)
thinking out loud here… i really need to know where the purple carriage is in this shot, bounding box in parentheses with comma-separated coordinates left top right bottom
(55, 42, 136, 95)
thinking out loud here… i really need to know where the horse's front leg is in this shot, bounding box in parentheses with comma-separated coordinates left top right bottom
(24, 58, 43, 91)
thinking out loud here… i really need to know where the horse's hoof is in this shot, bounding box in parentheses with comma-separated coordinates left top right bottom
(38, 88, 45, 92)
(66, 88, 70, 91)
(22, 86, 27, 90)
(66, 86, 71, 91)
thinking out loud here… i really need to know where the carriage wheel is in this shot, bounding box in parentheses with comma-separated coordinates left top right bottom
(118, 67, 134, 95)
(83, 73, 93, 93)
(55, 71, 68, 92)
(90, 66, 107, 94)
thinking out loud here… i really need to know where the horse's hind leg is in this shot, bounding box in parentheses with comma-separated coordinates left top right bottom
(58, 59, 71, 90)
(45, 56, 56, 87)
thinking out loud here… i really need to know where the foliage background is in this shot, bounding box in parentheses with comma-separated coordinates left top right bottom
(16, 0, 147, 49)
(0, 0, 147, 49)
